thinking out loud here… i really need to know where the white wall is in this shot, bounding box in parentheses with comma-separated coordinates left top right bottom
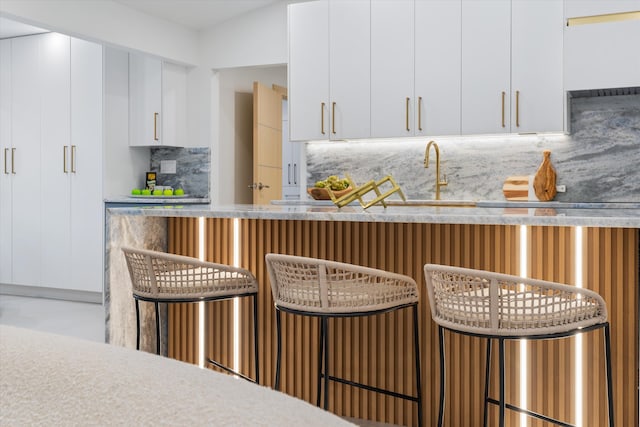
(0, 0, 199, 65)
(199, 1, 290, 70)
(103, 47, 150, 198)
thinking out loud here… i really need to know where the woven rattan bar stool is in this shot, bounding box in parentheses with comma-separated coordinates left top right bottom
(122, 247, 260, 383)
(266, 253, 423, 427)
(423, 264, 614, 427)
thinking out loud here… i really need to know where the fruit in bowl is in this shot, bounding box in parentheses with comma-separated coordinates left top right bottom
(308, 175, 353, 200)
(163, 189, 174, 196)
(174, 188, 185, 196)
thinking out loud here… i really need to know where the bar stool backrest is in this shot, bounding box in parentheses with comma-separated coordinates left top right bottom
(266, 254, 418, 315)
(423, 264, 607, 337)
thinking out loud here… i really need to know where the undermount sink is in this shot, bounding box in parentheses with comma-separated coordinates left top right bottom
(386, 199, 477, 208)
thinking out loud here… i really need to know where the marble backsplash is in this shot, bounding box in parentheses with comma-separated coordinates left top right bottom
(150, 147, 210, 198)
(306, 94, 640, 202)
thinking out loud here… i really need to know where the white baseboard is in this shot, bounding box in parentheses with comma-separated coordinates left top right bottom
(0, 283, 102, 304)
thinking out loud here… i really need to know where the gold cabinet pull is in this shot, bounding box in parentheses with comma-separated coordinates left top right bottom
(71, 145, 77, 173)
(331, 102, 336, 135)
(321, 102, 326, 135)
(406, 97, 410, 131)
(418, 96, 423, 131)
(63, 146, 68, 173)
(11, 148, 15, 174)
(154, 112, 159, 141)
(3, 148, 8, 174)
(515, 90, 520, 127)
(501, 91, 506, 128)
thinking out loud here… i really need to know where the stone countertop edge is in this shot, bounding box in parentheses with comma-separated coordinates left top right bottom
(104, 197, 211, 204)
(105, 204, 640, 228)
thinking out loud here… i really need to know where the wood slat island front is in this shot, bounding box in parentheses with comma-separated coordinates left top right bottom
(106, 204, 639, 426)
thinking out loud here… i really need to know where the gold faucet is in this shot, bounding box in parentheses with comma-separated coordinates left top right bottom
(424, 140, 448, 200)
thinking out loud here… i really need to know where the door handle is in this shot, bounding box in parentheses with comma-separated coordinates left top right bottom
(501, 91, 506, 128)
(3, 148, 8, 174)
(406, 97, 410, 132)
(63, 146, 69, 173)
(288, 163, 291, 185)
(71, 145, 77, 173)
(331, 102, 336, 135)
(418, 96, 423, 131)
(321, 102, 325, 135)
(515, 90, 520, 128)
(11, 148, 15, 174)
(293, 163, 297, 185)
(248, 182, 270, 190)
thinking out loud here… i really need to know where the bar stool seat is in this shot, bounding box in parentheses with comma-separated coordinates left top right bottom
(423, 264, 614, 427)
(122, 247, 259, 383)
(266, 253, 423, 427)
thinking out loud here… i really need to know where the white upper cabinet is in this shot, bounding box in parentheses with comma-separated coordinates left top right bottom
(415, 0, 462, 136)
(129, 54, 188, 146)
(288, 0, 329, 141)
(461, 0, 512, 135)
(462, 0, 564, 134)
(511, 0, 564, 133)
(329, 0, 371, 140)
(564, 0, 640, 91)
(370, 0, 414, 138)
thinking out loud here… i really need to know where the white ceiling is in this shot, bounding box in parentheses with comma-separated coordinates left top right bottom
(113, 0, 283, 30)
(0, 0, 285, 39)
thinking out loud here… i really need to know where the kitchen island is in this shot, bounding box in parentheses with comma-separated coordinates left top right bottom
(105, 203, 639, 427)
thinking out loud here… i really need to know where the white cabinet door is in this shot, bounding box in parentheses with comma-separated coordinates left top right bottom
(564, 1, 640, 91)
(511, 0, 564, 133)
(415, 0, 462, 136)
(329, 0, 370, 140)
(281, 100, 300, 199)
(371, 0, 414, 138)
(162, 62, 187, 147)
(0, 40, 12, 284)
(129, 54, 162, 146)
(288, 0, 329, 141)
(70, 38, 103, 293)
(40, 33, 72, 290)
(10, 35, 42, 286)
(461, 0, 511, 135)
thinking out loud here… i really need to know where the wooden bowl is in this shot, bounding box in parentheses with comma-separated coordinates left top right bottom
(307, 186, 353, 200)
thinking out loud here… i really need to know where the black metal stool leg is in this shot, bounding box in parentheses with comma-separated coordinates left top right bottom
(437, 325, 445, 427)
(135, 299, 141, 351)
(275, 309, 282, 391)
(253, 294, 259, 384)
(412, 305, 423, 427)
(498, 338, 505, 427)
(483, 338, 492, 427)
(323, 316, 329, 411)
(154, 301, 160, 355)
(317, 316, 324, 407)
(604, 323, 615, 427)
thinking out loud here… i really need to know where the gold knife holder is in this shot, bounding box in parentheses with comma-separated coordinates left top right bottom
(327, 174, 406, 209)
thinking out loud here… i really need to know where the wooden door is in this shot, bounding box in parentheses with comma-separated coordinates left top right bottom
(252, 81, 282, 205)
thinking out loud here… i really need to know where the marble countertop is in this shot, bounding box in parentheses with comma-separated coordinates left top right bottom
(105, 196, 210, 205)
(106, 202, 640, 228)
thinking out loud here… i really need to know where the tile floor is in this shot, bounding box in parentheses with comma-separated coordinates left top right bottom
(0, 295, 105, 342)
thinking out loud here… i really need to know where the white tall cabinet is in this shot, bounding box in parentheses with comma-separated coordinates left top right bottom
(0, 33, 103, 295)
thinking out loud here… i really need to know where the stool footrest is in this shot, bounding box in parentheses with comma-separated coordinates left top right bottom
(325, 374, 419, 403)
(207, 358, 256, 383)
(486, 398, 574, 427)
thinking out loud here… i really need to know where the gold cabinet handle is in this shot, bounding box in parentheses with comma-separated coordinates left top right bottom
(71, 145, 77, 173)
(3, 148, 8, 174)
(515, 90, 520, 127)
(406, 97, 410, 131)
(154, 112, 159, 141)
(501, 91, 506, 128)
(11, 148, 15, 174)
(63, 146, 68, 173)
(321, 102, 325, 135)
(331, 102, 336, 135)
(418, 96, 423, 131)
